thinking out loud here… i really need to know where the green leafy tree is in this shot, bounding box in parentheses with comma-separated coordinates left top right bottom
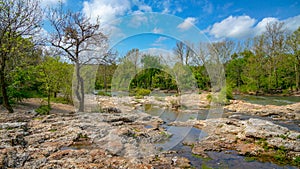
(37, 56, 72, 108)
(287, 27, 300, 90)
(0, 0, 42, 112)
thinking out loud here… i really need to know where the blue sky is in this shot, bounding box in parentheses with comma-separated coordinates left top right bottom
(41, 0, 300, 57)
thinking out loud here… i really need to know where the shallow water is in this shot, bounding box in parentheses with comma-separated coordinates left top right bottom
(234, 95, 300, 106)
(142, 104, 299, 169)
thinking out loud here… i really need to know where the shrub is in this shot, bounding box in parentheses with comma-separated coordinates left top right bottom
(97, 91, 111, 96)
(35, 105, 51, 115)
(133, 88, 151, 96)
(206, 94, 212, 103)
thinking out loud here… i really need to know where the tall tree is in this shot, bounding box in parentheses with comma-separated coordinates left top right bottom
(38, 56, 72, 108)
(264, 22, 287, 89)
(174, 41, 193, 65)
(48, 7, 108, 112)
(287, 27, 300, 90)
(0, 0, 42, 113)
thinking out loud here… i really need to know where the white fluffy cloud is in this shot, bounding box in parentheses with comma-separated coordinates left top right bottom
(209, 15, 300, 39)
(254, 17, 279, 36)
(283, 15, 300, 31)
(177, 17, 197, 31)
(210, 15, 256, 39)
(82, 0, 131, 23)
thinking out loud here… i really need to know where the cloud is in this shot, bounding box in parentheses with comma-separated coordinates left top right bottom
(128, 11, 148, 28)
(151, 36, 170, 49)
(138, 4, 152, 12)
(177, 17, 197, 31)
(156, 36, 168, 42)
(209, 14, 300, 39)
(82, 0, 131, 23)
(210, 15, 256, 39)
(283, 15, 300, 31)
(152, 27, 163, 33)
(254, 17, 279, 36)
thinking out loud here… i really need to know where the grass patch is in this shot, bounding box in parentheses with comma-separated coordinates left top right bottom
(160, 131, 171, 138)
(244, 156, 256, 162)
(49, 129, 57, 132)
(279, 134, 287, 140)
(130, 88, 151, 97)
(134, 95, 144, 99)
(35, 105, 51, 115)
(97, 91, 111, 96)
(201, 163, 213, 169)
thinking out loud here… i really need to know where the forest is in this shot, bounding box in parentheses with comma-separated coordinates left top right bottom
(1, 0, 300, 114)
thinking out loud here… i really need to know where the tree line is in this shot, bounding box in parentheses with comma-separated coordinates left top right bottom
(1, 0, 299, 114)
(98, 23, 300, 96)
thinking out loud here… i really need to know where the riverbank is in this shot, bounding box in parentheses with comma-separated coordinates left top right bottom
(0, 93, 299, 168)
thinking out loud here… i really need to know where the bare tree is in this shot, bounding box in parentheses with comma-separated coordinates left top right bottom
(47, 7, 108, 112)
(174, 41, 192, 65)
(209, 40, 235, 64)
(0, 0, 42, 113)
(264, 22, 287, 89)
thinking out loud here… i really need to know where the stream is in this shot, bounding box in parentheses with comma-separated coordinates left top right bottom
(142, 104, 298, 169)
(234, 95, 300, 106)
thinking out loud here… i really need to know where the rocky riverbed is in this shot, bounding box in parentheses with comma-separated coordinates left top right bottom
(0, 94, 299, 168)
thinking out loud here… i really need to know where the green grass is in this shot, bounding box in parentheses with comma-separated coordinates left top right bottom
(244, 156, 256, 162)
(49, 129, 57, 132)
(35, 105, 51, 115)
(97, 91, 111, 96)
(201, 164, 213, 169)
(279, 134, 287, 140)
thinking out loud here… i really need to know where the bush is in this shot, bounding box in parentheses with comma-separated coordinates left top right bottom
(97, 91, 111, 96)
(132, 88, 151, 96)
(206, 86, 233, 105)
(206, 94, 212, 103)
(35, 105, 51, 115)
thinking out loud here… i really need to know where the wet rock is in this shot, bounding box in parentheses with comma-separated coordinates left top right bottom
(182, 118, 300, 161)
(225, 101, 300, 120)
(102, 107, 122, 113)
(243, 118, 289, 138)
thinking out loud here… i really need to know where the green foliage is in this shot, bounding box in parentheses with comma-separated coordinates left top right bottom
(206, 94, 212, 103)
(244, 156, 256, 162)
(279, 134, 287, 140)
(131, 88, 151, 96)
(97, 91, 111, 96)
(50, 97, 72, 104)
(37, 56, 73, 107)
(293, 156, 300, 166)
(201, 164, 213, 169)
(207, 87, 233, 105)
(49, 129, 57, 132)
(35, 105, 51, 115)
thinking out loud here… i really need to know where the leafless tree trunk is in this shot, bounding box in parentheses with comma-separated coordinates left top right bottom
(47, 7, 108, 112)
